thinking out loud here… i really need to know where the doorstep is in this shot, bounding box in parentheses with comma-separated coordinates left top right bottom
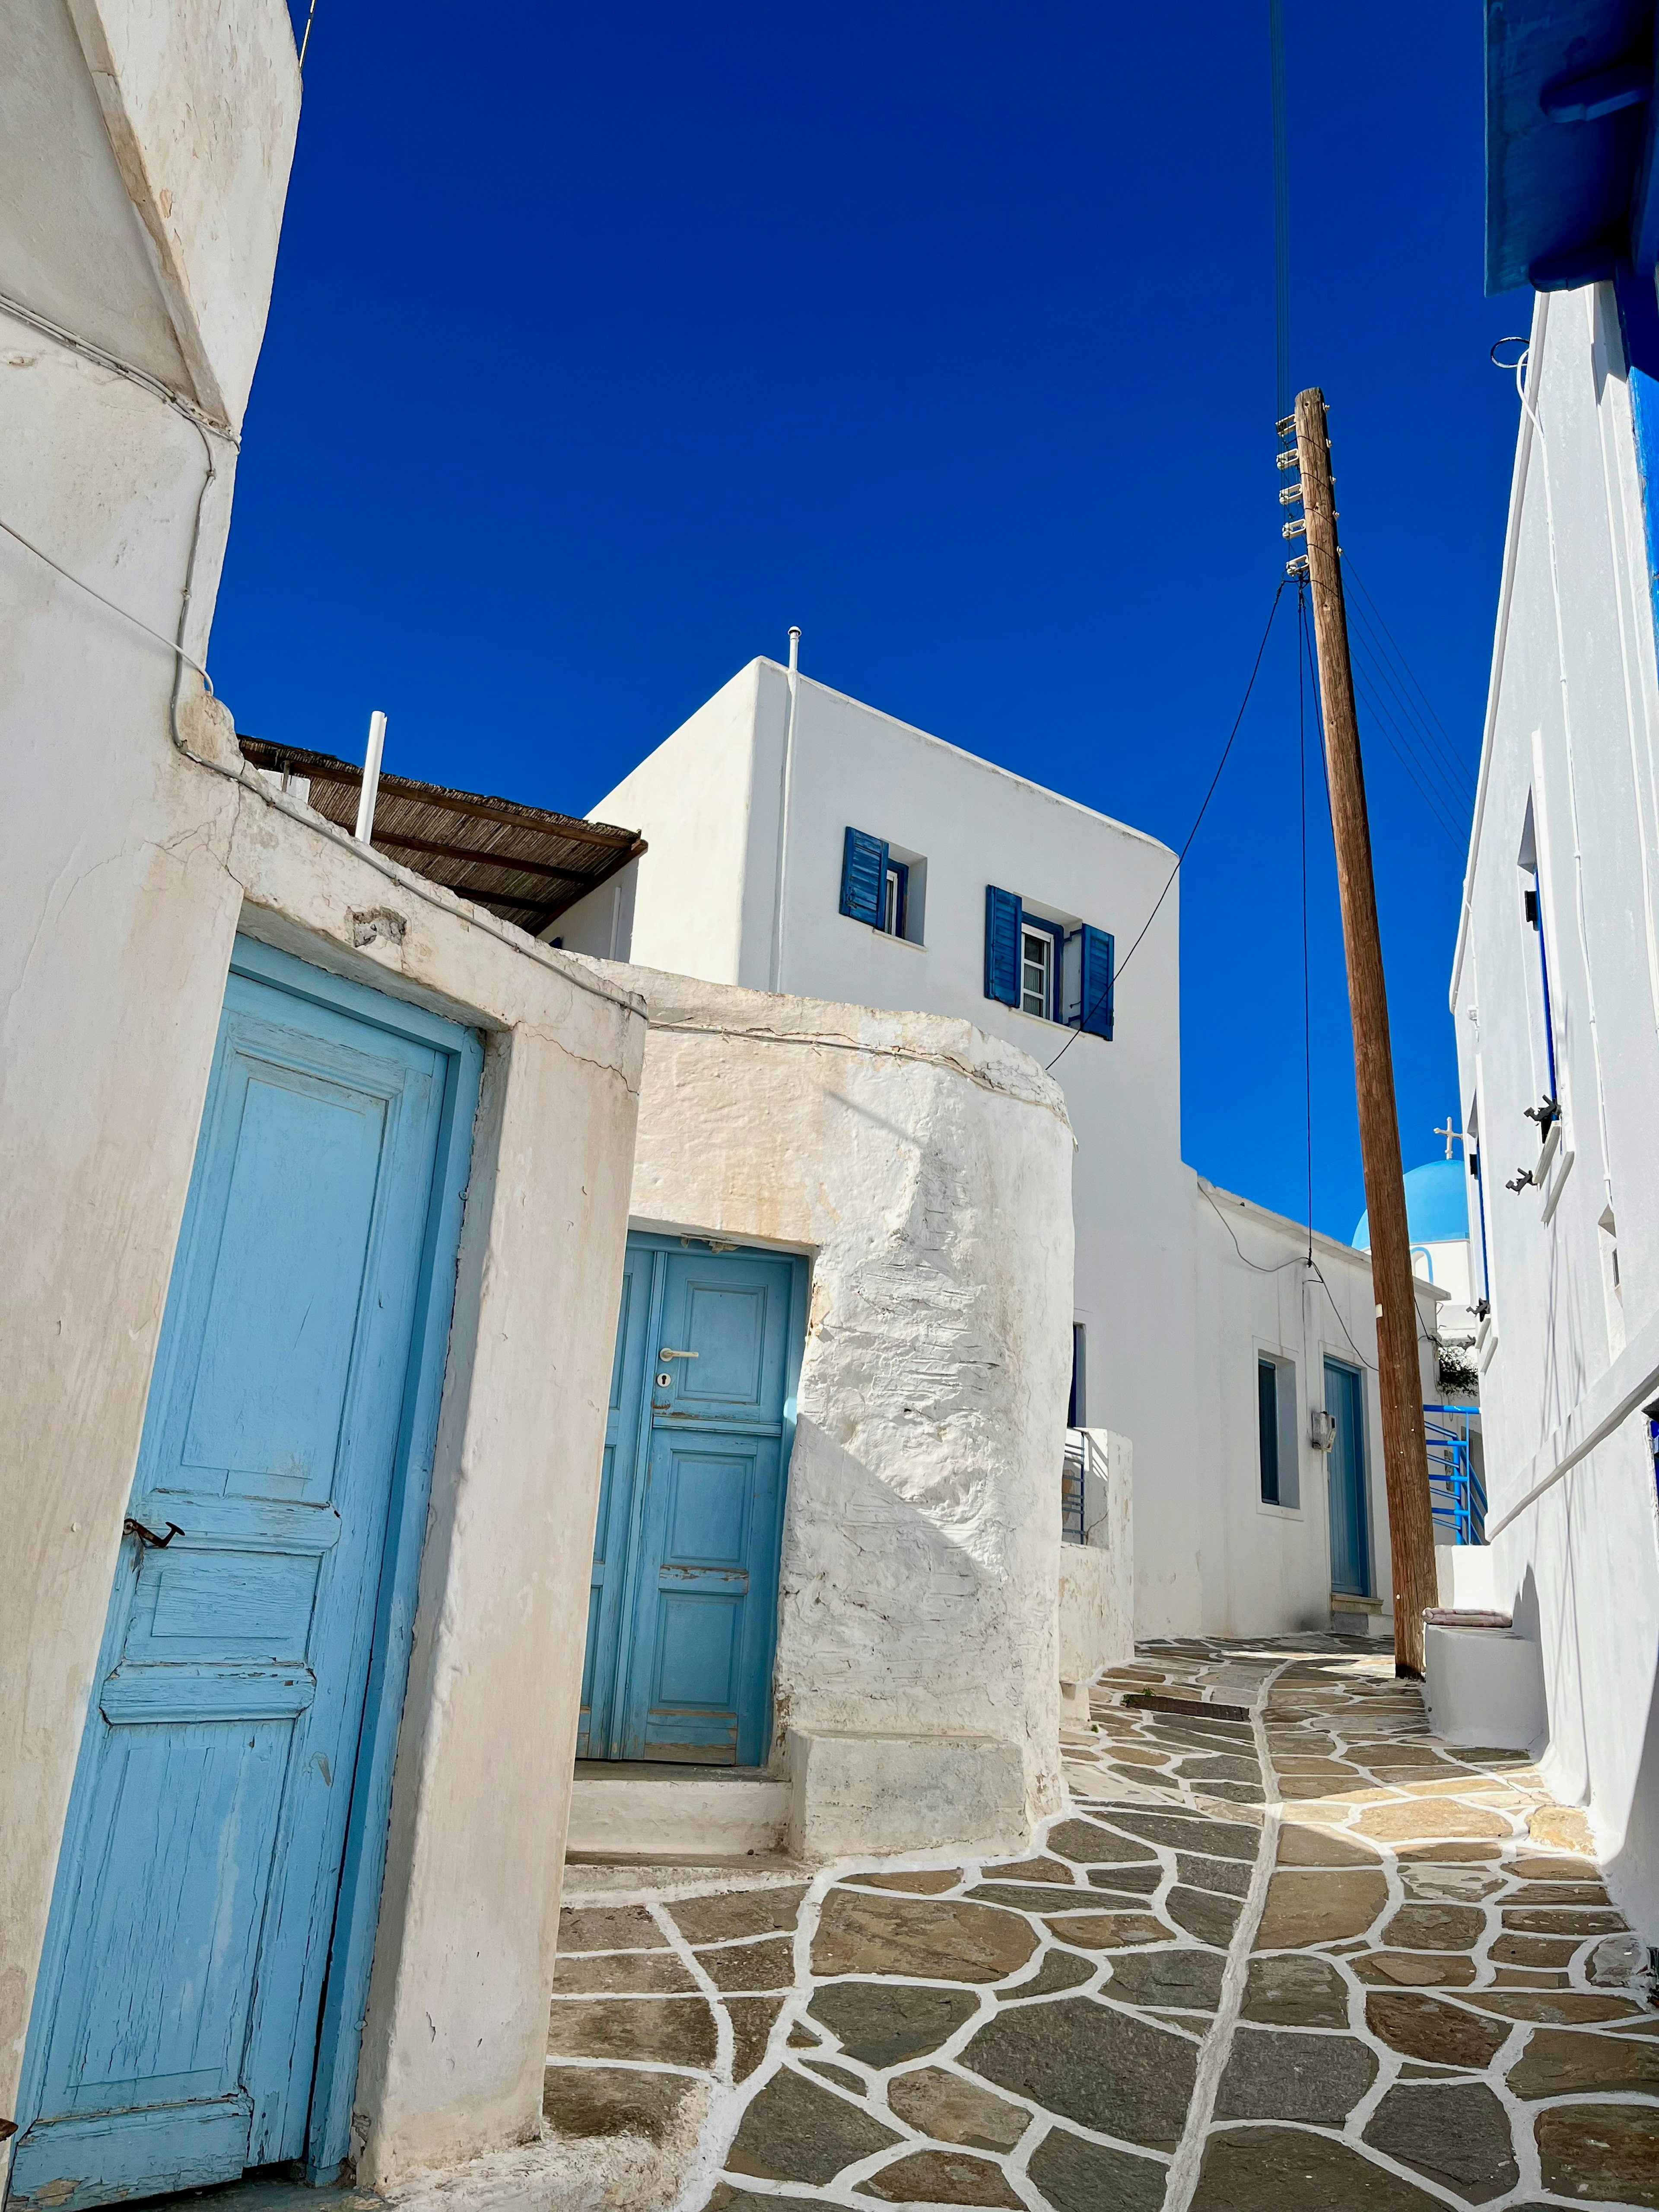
(567, 1761, 789, 1859)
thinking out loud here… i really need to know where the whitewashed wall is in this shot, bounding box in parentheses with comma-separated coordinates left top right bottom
(1452, 281, 1659, 1942)
(1189, 1181, 1440, 1639)
(585, 666, 1205, 1640)
(0, 3, 646, 2185)
(597, 963, 1077, 1853)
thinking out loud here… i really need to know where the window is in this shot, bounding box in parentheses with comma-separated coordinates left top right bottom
(882, 858, 908, 938)
(841, 827, 925, 942)
(1517, 800, 1560, 1131)
(1068, 1324, 1087, 1428)
(1255, 1354, 1300, 1509)
(1021, 925, 1054, 1018)
(1258, 1360, 1281, 1504)
(985, 885, 1114, 1037)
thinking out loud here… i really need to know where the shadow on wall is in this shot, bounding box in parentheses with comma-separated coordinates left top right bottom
(774, 1412, 1060, 1782)
(1604, 1615, 1659, 1944)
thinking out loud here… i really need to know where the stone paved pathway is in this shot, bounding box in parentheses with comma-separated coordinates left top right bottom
(544, 1639, 1659, 2210)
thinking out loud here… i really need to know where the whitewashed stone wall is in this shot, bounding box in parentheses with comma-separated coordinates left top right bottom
(599, 965, 1078, 1852)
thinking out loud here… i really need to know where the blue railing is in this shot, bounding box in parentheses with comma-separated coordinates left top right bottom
(1425, 1404, 1485, 1545)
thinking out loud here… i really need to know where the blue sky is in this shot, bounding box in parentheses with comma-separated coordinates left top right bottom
(219, 0, 1526, 1243)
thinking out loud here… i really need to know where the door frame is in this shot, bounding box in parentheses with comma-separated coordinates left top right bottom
(595, 1230, 809, 1770)
(17, 934, 483, 2188)
(1321, 1352, 1373, 1599)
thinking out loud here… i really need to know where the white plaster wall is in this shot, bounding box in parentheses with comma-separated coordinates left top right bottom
(1057, 1429, 1135, 1708)
(1190, 1179, 1440, 1639)
(1451, 282, 1659, 1940)
(594, 963, 1077, 1837)
(0, 4, 646, 2183)
(590, 666, 1204, 1639)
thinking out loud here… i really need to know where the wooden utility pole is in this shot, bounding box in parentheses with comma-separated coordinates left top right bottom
(1291, 385, 1438, 1678)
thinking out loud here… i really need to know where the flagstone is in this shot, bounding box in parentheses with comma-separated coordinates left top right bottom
(542, 2064, 701, 2142)
(804, 2058, 867, 2094)
(1526, 1806, 1594, 1853)
(1356, 1800, 1507, 1842)
(557, 1904, 667, 1951)
(1190, 2124, 1444, 2208)
(671, 1886, 810, 1943)
(1241, 1954, 1351, 2028)
(546, 1995, 718, 2068)
(1276, 1822, 1382, 1868)
(884, 2068, 1030, 2152)
(963, 1995, 1197, 2148)
(729, 1996, 787, 2081)
(811, 1889, 1038, 1983)
(1490, 1932, 1579, 1965)
(808, 1981, 978, 2067)
(1500, 1904, 1625, 1935)
(1379, 1902, 1487, 1951)
(1025, 2127, 1169, 2212)
(696, 1936, 796, 1992)
(1045, 1817, 1163, 1865)
(1506, 2024, 1659, 2098)
(849, 1866, 964, 1895)
(1105, 1947, 1227, 2012)
(1167, 1885, 1243, 1946)
(726, 2067, 901, 2186)
(968, 1883, 1103, 1913)
(1362, 2081, 1519, 2202)
(552, 1947, 697, 1993)
(1255, 1868, 1388, 1948)
(1214, 2025, 1377, 2124)
(1504, 1880, 1609, 1905)
(1536, 2102, 1659, 2209)
(1001, 1949, 1097, 2000)
(987, 1856, 1080, 1885)
(857, 2148, 1023, 2206)
(1510, 1853, 1596, 1881)
(1364, 1991, 1507, 2067)
(1467, 1990, 1643, 2024)
(1107, 1808, 1260, 1859)
(1177, 1851, 1252, 1896)
(1038, 1907, 1170, 1948)
(1083, 1860, 1163, 1894)
(1355, 1949, 1477, 1986)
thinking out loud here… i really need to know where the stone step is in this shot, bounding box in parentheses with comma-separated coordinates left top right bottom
(568, 1763, 790, 1860)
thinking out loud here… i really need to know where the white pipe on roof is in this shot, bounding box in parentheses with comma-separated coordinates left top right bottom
(355, 710, 386, 843)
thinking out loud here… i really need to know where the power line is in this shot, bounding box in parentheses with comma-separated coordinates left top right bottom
(1046, 578, 1287, 1073)
(1343, 557, 1474, 784)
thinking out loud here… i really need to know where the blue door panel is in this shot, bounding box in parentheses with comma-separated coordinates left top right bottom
(13, 949, 474, 2212)
(581, 1239, 801, 1767)
(1324, 1358, 1371, 1597)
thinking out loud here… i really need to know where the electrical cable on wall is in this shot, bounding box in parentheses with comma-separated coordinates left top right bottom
(1046, 577, 1287, 1072)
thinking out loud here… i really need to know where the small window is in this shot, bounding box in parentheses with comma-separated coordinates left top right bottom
(1068, 1323, 1087, 1428)
(842, 827, 925, 942)
(1258, 1360, 1281, 1504)
(1256, 1354, 1300, 1509)
(1020, 925, 1053, 1018)
(881, 858, 909, 938)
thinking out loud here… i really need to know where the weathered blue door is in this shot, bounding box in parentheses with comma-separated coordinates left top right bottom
(1324, 1356, 1371, 1597)
(580, 1237, 802, 1767)
(11, 942, 477, 2211)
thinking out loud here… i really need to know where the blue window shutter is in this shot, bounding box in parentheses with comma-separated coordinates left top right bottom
(840, 828, 888, 925)
(1079, 925, 1115, 1039)
(985, 885, 1022, 1004)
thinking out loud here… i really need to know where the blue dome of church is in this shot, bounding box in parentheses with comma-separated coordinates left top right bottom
(1352, 1159, 1469, 1251)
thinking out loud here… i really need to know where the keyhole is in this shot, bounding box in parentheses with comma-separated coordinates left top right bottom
(655, 1372, 672, 1387)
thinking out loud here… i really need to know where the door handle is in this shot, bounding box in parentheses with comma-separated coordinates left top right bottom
(658, 1348, 699, 1360)
(124, 1516, 184, 1549)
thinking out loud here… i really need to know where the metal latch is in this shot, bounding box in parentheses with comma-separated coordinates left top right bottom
(658, 1348, 699, 1360)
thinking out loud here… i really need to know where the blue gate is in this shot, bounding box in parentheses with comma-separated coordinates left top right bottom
(11, 940, 479, 2209)
(581, 1235, 805, 1767)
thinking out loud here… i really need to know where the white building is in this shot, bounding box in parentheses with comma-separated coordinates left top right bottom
(1446, 3, 1659, 1939)
(559, 658, 1433, 1642)
(1450, 275, 1659, 1941)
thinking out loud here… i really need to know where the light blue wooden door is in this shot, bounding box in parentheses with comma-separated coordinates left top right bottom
(1324, 1357, 1371, 1597)
(581, 1239, 801, 1767)
(12, 947, 475, 2211)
